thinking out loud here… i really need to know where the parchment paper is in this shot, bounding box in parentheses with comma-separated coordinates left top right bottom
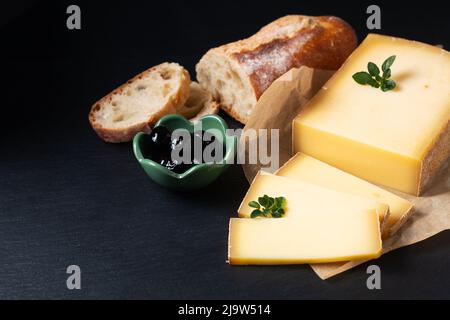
(241, 67, 335, 181)
(241, 67, 450, 280)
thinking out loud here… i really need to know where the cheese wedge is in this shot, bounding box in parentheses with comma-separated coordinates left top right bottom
(276, 153, 413, 238)
(293, 34, 450, 196)
(228, 210, 382, 265)
(239, 172, 390, 228)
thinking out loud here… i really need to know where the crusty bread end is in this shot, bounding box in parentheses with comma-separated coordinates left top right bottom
(196, 15, 357, 124)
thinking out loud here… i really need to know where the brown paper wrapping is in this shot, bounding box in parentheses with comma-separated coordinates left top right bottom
(241, 67, 450, 280)
(241, 67, 335, 181)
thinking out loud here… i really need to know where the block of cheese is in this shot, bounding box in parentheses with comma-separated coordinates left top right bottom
(276, 153, 413, 238)
(239, 172, 390, 228)
(293, 34, 450, 195)
(228, 210, 382, 265)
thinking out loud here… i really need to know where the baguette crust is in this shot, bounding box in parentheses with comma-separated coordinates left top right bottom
(89, 63, 190, 143)
(232, 16, 358, 98)
(197, 15, 357, 124)
(220, 97, 251, 125)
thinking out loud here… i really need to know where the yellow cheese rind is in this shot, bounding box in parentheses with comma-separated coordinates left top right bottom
(419, 120, 450, 195)
(228, 211, 382, 265)
(293, 34, 450, 195)
(239, 172, 390, 228)
(276, 153, 414, 238)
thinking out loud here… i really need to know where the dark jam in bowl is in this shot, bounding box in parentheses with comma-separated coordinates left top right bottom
(143, 125, 226, 174)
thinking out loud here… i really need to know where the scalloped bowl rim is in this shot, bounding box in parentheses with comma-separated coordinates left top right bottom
(133, 114, 237, 180)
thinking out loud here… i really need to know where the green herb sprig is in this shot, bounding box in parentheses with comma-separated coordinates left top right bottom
(353, 55, 397, 92)
(249, 195, 287, 219)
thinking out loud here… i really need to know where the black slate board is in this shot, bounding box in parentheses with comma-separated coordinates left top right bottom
(0, 0, 449, 299)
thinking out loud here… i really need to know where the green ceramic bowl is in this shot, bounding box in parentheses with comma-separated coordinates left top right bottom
(133, 114, 237, 191)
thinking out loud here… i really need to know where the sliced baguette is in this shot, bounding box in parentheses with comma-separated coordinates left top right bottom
(183, 82, 220, 122)
(89, 62, 190, 143)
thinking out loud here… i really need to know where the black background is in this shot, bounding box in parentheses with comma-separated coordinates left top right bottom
(0, 0, 449, 299)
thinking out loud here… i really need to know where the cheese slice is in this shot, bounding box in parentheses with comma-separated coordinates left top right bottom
(276, 153, 413, 238)
(293, 34, 450, 195)
(228, 210, 382, 265)
(239, 172, 389, 228)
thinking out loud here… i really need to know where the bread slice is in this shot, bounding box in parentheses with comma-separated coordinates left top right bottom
(89, 62, 190, 143)
(182, 82, 220, 122)
(176, 82, 207, 119)
(190, 98, 220, 122)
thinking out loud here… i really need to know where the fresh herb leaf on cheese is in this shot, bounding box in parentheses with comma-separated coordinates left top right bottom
(382, 55, 396, 72)
(352, 72, 372, 85)
(250, 210, 263, 218)
(367, 62, 380, 77)
(249, 201, 260, 209)
(367, 77, 380, 88)
(353, 56, 397, 92)
(382, 79, 396, 92)
(249, 195, 287, 219)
